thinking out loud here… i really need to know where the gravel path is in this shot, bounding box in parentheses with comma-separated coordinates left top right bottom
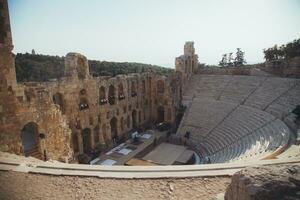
(0, 171, 231, 200)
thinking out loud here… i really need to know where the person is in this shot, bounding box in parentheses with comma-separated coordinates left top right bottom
(207, 157, 211, 164)
(183, 131, 190, 145)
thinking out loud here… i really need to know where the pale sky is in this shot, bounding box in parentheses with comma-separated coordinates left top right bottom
(8, 0, 300, 68)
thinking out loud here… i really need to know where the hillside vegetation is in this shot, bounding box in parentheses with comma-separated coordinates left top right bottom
(15, 53, 173, 82)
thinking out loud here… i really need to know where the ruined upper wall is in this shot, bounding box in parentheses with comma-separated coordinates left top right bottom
(0, 0, 12, 48)
(0, 0, 19, 114)
(64, 53, 90, 80)
(184, 41, 195, 56)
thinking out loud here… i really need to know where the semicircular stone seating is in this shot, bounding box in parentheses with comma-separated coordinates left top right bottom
(178, 75, 300, 163)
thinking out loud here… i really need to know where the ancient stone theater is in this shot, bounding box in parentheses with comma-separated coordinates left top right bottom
(0, 0, 300, 199)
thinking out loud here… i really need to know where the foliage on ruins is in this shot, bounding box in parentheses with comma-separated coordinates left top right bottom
(263, 38, 300, 61)
(15, 53, 174, 82)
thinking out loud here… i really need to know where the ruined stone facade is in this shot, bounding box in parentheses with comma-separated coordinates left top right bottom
(0, 0, 196, 162)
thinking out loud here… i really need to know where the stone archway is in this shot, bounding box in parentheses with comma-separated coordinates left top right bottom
(79, 97, 89, 110)
(53, 92, 65, 114)
(82, 128, 91, 154)
(118, 83, 125, 100)
(157, 106, 165, 123)
(110, 117, 118, 142)
(99, 86, 106, 105)
(108, 85, 116, 105)
(21, 122, 39, 157)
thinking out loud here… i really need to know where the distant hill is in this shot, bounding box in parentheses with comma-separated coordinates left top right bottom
(15, 53, 174, 82)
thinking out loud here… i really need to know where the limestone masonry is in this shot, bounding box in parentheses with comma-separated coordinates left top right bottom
(0, 0, 197, 162)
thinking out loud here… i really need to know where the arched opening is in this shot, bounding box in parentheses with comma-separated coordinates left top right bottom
(157, 80, 165, 94)
(131, 81, 137, 97)
(132, 110, 137, 128)
(157, 106, 165, 123)
(53, 92, 65, 114)
(118, 83, 125, 100)
(99, 86, 107, 105)
(108, 85, 116, 105)
(21, 122, 39, 157)
(82, 128, 91, 154)
(79, 89, 89, 110)
(110, 117, 118, 143)
(79, 97, 89, 110)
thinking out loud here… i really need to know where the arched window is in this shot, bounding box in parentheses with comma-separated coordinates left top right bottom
(52, 92, 65, 114)
(99, 86, 107, 105)
(79, 97, 89, 110)
(108, 85, 116, 105)
(79, 89, 89, 110)
(157, 80, 165, 94)
(118, 83, 125, 100)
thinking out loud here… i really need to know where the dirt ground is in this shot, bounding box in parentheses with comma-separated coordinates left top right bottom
(0, 171, 231, 200)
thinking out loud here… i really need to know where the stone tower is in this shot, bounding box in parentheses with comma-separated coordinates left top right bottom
(64, 52, 90, 79)
(175, 41, 198, 86)
(0, 0, 19, 115)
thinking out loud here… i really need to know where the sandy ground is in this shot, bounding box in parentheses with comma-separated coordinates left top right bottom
(0, 171, 231, 200)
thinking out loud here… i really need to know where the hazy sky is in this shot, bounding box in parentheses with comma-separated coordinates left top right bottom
(8, 0, 300, 68)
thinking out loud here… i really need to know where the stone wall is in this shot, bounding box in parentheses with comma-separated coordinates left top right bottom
(1, 51, 182, 161)
(0, 0, 191, 162)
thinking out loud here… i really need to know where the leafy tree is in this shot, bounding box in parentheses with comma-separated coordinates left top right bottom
(234, 48, 246, 67)
(219, 54, 227, 67)
(263, 38, 300, 62)
(15, 53, 174, 82)
(227, 53, 234, 67)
